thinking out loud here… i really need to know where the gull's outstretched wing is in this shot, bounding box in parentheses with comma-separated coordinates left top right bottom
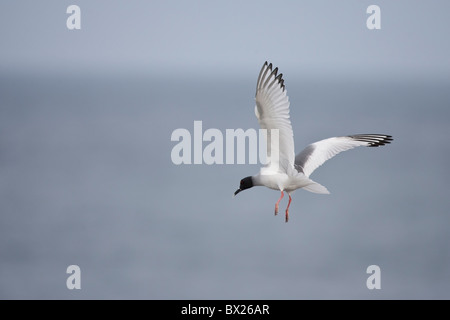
(295, 134, 393, 177)
(255, 61, 294, 172)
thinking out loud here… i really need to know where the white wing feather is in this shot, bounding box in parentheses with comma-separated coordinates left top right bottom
(295, 134, 393, 177)
(255, 62, 294, 173)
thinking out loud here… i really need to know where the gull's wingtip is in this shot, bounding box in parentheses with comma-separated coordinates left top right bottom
(349, 134, 393, 147)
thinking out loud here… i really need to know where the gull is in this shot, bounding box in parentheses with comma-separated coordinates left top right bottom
(234, 61, 393, 222)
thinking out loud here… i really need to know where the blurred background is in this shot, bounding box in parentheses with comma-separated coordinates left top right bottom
(0, 1, 449, 299)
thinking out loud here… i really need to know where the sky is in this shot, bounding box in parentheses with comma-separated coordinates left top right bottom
(1, 0, 449, 300)
(1, 1, 450, 78)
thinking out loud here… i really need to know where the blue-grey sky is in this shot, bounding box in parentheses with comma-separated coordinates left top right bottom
(1, 1, 450, 77)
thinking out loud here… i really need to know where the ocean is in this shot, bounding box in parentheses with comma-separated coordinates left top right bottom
(0, 72, 449, 299)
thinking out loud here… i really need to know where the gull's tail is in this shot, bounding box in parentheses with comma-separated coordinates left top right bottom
(287, 162, 330, 194)
(302, 178, 330, 194)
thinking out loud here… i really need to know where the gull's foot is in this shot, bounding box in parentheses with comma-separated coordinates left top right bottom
(274, 204, 279, 215)
(285, 209, 289, 223)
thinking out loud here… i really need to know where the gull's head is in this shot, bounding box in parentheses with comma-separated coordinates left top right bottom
(234, 176, 254, 196)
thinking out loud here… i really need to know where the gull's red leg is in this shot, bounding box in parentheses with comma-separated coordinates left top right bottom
(285, 194, 292, 223)
(274, 191, 284, 215)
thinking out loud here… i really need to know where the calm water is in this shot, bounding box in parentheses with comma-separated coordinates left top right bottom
(0, 73, 449, 299)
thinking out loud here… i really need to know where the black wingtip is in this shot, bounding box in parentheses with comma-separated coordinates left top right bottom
(257, 61, 287, 93)
(349, 134, 393, 147)
(276, 73, 285, 92)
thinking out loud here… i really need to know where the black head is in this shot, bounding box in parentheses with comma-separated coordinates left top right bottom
(234, 176, 254, 196)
